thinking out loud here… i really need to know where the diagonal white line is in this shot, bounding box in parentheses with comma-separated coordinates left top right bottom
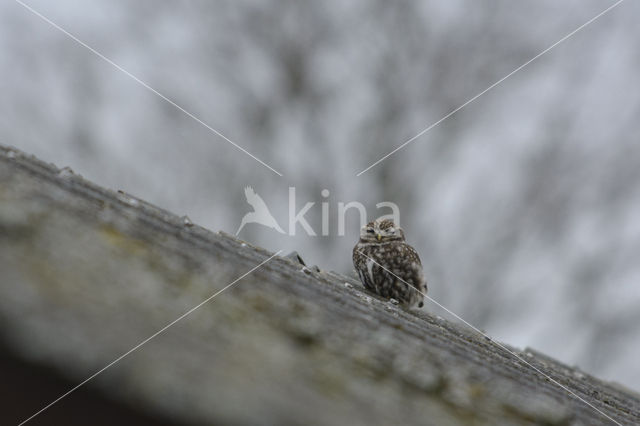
(356, 0, 626, 176)
(357, 250, 623, 426)
(18, 250, 283, 426)
(14, 0, 283, 177)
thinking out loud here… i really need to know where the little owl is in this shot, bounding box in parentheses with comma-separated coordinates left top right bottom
(352, 219, 426, 308)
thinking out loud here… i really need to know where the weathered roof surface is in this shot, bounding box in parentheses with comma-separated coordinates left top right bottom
(1, 144, 639, 426)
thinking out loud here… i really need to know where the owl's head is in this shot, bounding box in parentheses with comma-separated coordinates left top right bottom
(359, 219, 405, 243)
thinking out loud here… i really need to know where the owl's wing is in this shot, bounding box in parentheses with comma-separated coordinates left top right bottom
(404, 243, 426, 292)
(353, 244, 375, 292)
(404, 244, 422, 267)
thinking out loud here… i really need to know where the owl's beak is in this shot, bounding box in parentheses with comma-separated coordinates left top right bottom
(376, 233, 381, 241)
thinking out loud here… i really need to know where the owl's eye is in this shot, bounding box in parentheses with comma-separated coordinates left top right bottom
(366, 228, 375, 234)
(387, 227, 395, 233)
